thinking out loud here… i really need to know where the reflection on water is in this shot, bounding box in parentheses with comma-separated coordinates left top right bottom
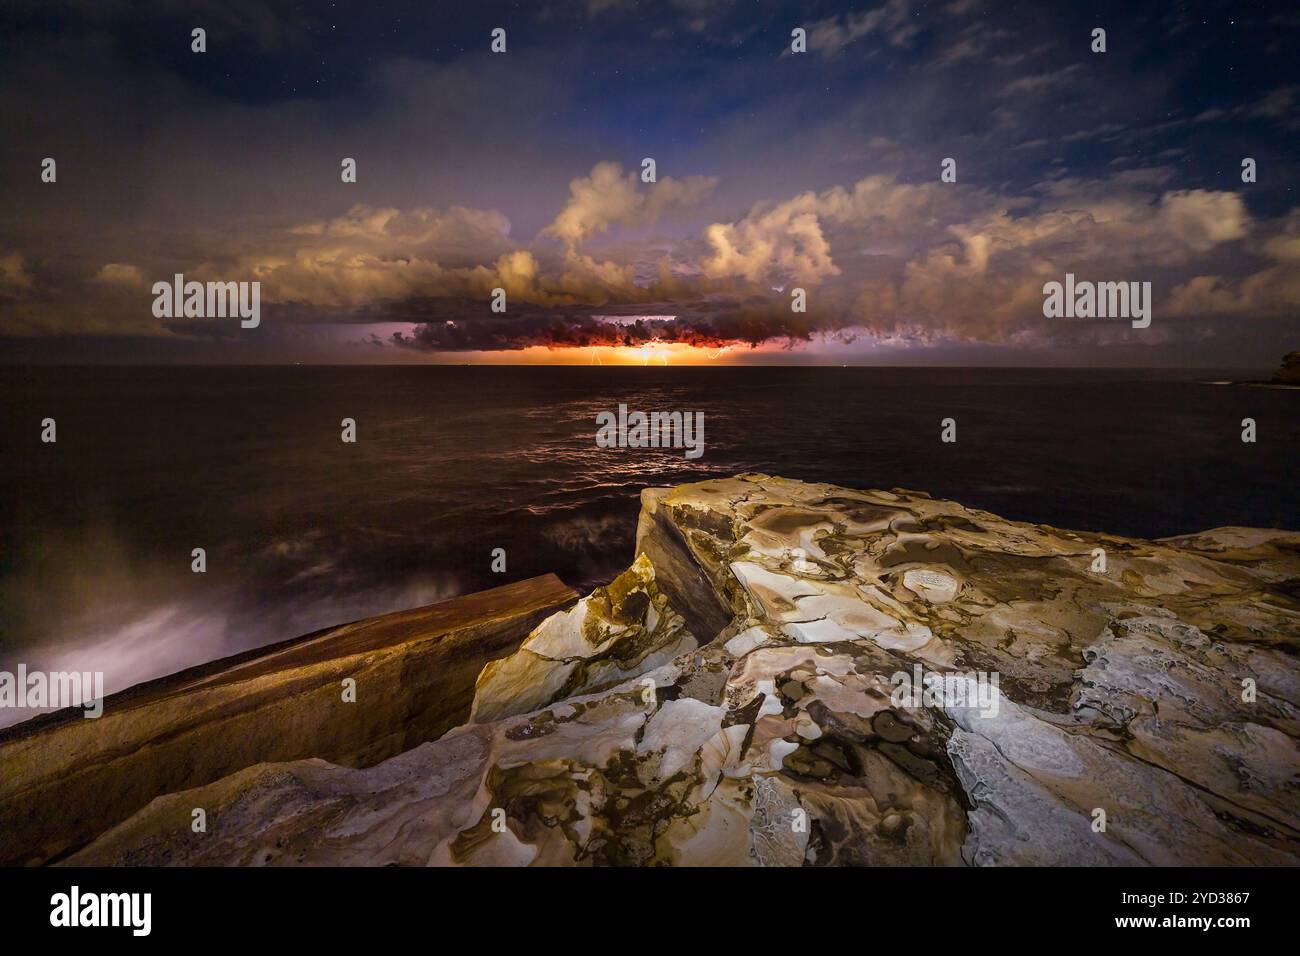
(1, 365, 1295, 727)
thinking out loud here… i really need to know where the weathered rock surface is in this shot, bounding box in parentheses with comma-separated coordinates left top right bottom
(471, 554, 696, 724)
(1, 574, 577, 866)
(65, 475, 1300, 866)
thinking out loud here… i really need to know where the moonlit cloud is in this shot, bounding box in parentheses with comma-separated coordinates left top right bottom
(542, 162, 718, 248)
(2, 0, 1297, 364)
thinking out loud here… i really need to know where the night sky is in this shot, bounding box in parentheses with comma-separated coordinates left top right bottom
(2, 0, 1297, 365)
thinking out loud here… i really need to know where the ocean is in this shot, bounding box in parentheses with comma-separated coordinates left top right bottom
(1, 365, 1295, 727)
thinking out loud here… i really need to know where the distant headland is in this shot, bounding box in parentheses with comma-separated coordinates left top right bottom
(1204, 350, 1300, 388)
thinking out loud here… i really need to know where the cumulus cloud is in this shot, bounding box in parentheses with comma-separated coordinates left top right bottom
(1167, 210, 1300, 317)
(703, 209, 838, 284)
(238, 204, 523, 307)
(668, 171, 1262, 350)
(542, 162, 717, 247)
(1156, 190, 1250, 253)
(876, 184, 1253, 342)
(700, 175, 967, 284)
(0, 158, 1288, 358)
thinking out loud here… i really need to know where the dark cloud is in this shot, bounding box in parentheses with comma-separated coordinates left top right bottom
(388, 305, 866, 353)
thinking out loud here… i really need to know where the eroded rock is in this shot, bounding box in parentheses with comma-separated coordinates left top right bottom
(0, 574, 577, 866)
(470, 554, 696, 723)
(65, 475, 1300, 867)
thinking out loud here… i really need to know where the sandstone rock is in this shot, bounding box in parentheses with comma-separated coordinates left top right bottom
(0, 574, 576, 866)
(469, 554, 696, 723)
(64, 476, 1300, 866)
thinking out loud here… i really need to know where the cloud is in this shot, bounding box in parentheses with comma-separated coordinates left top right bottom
(1156, 190, 1249, 253)
(699, 175, 964, 284)
(680, 171, 1260, 350)
(92, 263, 147, 287)
(1167, 210, 1300, 317)
(1194, 85, 1299, 130)
(936, 23, 1015, 66)
(542, 162, 717, 247)
(1002, 64, 1084, 97)
(4, 154, 1283, 359)
(702, 208, 837, 285)
(0, 252, 34, 296)
(287, 204, 513, 253)
(1, 0, 1295, 367)
(239, 204, 524, 307)
(388, 300, 862, 353)
(24, 162, 1270, 357)
(804, 0, 920, 57)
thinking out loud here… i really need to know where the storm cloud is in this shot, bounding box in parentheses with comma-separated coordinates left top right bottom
(2, 0, 1298, 364)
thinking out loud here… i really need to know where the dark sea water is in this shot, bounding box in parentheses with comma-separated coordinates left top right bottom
(1, 365, 1295, 727)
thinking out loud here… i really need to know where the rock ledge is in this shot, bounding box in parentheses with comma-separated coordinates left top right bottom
(63, 476, 1300, 866)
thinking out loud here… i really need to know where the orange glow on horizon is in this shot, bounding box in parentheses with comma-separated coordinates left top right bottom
(420, 341, 758, 366)
(342, 323, 804, 365)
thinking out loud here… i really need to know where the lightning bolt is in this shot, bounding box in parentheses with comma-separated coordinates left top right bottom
(640, 344, 669, 366)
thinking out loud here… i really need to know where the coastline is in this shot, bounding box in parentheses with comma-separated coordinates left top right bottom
(7, 475, 1298, 867)
(0, 575, 577, 866)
